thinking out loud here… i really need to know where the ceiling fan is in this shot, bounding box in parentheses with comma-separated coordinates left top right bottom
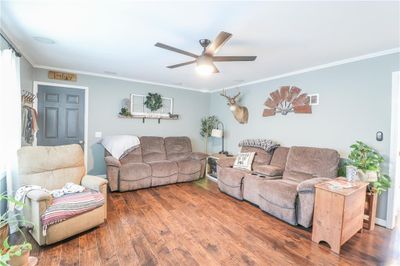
(155, 31, 257, 75)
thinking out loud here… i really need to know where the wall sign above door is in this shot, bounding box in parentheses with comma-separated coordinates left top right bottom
(263, 86, 312, 117)
(48, 70, 77, 82)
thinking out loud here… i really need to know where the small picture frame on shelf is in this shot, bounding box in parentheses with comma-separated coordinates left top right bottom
(308, 94, 319, 105)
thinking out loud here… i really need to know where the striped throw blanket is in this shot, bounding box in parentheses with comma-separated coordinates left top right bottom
(41, 189, 104, 235)
(238, 139, 280, 153)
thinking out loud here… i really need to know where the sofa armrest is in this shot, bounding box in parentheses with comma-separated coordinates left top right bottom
(26, 190, 51, 202)
(81, 175, 108, 192)
(190, 152, 207, 160)
(217, 157, 236, 168)
(105, 156, 121, 168)
(297, 177, 332, 193)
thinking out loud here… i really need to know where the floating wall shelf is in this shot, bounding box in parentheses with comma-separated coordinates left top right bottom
(118, 114, 179, 124)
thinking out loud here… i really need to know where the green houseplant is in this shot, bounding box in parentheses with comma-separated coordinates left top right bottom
(200, 115, 219, 154)
(344, 141, 391, 195)
(0, 193, 32, 266)
(340, 141, 391, 230)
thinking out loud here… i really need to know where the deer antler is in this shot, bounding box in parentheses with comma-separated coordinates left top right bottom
(232, 92, 240, 101)
(220, 89, 230, 99)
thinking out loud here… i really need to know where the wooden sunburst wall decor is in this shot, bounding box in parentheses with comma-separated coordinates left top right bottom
(262, 86, 312, 117)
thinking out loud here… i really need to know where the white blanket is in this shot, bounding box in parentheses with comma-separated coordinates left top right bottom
(101, 135, 140, 159)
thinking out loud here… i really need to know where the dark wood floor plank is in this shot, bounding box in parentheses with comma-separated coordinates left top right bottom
(78, 230, 102, 266)
(33, 178, 399, 265)
(59, 236, 80, 266)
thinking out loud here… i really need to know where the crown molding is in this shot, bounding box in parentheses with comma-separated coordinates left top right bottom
(212, 47, 400, 93)
(33, 64, 209, 93)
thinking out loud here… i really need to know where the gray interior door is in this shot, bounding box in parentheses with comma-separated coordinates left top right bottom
(37, 85, 85, 149)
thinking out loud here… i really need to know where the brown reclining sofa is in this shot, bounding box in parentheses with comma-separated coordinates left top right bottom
(217, 145, 339, 228)
(105, 136, 207, 192)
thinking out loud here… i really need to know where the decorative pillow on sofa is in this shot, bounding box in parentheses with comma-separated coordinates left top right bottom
(233, 152, 255, 171)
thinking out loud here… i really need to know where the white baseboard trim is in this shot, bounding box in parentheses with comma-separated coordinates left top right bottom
(375, 218, 387, 227)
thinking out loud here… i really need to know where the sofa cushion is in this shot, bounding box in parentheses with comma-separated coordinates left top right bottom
(148, 160, 178, 177)
(177, 159, 201, 175)
(284, 171, 314, 182)
(283, 146, 340, 182)
(120, 163, 151, 181)
(140, 136, 167, 162)
(270, 147, 290, 168)
(217, 167, 245, 200)
(252, 164, 284, 177)
(241, 146, 272, 165)
(165, 137, 192, 161)
(258, 179, 298, 209)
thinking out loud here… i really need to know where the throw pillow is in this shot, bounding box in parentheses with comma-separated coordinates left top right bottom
(233, 152, 255, 171)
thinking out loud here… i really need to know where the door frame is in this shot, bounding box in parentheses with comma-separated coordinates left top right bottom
(387, 71, 400, 229)
(33, 81, 89, 172)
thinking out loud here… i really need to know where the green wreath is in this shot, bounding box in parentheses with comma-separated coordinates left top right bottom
(144, 93, 163, 112)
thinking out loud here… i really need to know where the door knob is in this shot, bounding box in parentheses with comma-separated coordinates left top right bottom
(79, 140, 84, 144)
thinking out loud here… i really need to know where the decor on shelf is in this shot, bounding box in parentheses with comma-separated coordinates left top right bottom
(262, 86, 312, 117)
(119, 107, 132, 117)
(200, 115, 219, 154)
(144, 93, 163, 112)
(211, 121, 228, 155)
(118, 94, 179, 123)
(340, 140, 391, 230)
(220, 90, 248, 124)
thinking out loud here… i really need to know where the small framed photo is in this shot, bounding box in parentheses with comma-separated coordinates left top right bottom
(308, 94, 319, 105)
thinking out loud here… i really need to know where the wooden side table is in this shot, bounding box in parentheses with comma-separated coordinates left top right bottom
(312, 178, 368, 254)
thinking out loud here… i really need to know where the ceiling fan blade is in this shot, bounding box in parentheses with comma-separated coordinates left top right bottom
(155, 42, 198, 58)
(167, 60, 196, 68)
(205, 31, 232, 55)
(212, 63, 220, 73)
(213, 56, 257, 62)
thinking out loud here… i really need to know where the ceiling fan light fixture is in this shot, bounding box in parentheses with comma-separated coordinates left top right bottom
(196, 56, 213, 76)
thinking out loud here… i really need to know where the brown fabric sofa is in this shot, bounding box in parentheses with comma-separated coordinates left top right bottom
(105, 136, 207, 192)
(217, 145, 339, 228)
(217, 146, 290, 201)
(17, 144, 108, 246)
(258, 146, 340, 227)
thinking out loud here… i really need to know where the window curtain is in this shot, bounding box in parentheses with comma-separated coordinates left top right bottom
(0, 49, 21, 197)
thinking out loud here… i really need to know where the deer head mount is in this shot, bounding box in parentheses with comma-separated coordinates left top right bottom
(220, 90, 249, 124)
(263, 86, 312, 117)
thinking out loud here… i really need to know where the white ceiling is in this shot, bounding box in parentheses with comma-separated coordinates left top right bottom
(1, 1, 399, 92)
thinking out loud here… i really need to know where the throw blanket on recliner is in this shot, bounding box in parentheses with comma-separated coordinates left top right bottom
(41, 189, 104, 236)
(238, 139, 280, 153)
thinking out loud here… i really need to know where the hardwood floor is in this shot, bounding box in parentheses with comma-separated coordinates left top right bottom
(28, 179, 399, 265)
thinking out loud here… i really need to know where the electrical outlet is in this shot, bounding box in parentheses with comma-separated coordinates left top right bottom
(95, 132, 102, 138)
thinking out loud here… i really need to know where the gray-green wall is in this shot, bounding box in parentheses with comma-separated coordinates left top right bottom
(209, 53, 400, 220)
(32, 69, 210, 176)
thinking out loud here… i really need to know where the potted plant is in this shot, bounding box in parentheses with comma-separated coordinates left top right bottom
(341, 141, 391, 230)
(200, 115, 219, 154)
(0, 193, 33, 266)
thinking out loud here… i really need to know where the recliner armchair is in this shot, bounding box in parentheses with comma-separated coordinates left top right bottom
(17, 144, 108, 246)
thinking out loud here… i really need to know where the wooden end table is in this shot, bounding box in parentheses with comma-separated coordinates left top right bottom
(312, 178, 368, 254)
